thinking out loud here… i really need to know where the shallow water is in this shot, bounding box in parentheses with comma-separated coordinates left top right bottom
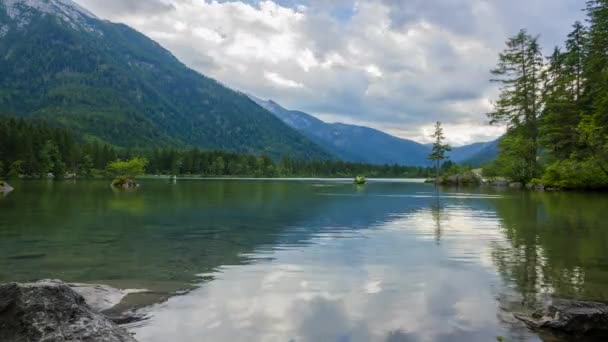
(1, 179, 607, 341)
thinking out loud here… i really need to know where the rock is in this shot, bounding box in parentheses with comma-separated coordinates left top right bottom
(509, 182, 523, 189)
(492, 180, 509, 187)
(0, 279, 137, 342)
(70, 283, 134, 313)
(69, 283, 148, 325)
(0, 181, 13, 194)
(112, 178, 140, 189)
(515, 299, 608, 337)
(436, 171, 482, 186)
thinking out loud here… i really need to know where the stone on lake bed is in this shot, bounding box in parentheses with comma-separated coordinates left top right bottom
(0, 279, 138, 342)
(515, 299, 608, 337)
(69, 282, 147, 313)
(0, 181, 13, 193)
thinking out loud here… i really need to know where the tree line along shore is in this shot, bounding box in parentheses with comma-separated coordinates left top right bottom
(480, 1, 608, 190)
(0, 117, 436, 180)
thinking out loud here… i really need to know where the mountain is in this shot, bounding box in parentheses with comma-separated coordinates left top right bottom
(252, 98, 432, 166)
(449, 140, 499, 166)
(253, 97, 499, 166)
(0, 0, 330, 160)
(456, 140, 499, 166)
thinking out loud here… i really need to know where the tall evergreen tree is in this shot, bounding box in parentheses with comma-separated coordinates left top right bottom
(489, 30, 545, 182)
(579, 0, 608, 175)
(540, 47, 580, 160)
(428, 122, 451, 181)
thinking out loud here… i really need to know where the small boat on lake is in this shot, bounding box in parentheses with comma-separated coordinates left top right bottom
(354, 176, 367, 185)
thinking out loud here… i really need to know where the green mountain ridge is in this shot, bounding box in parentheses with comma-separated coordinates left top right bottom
(0, 0, 331, 160)
(253, 97, 499, 167)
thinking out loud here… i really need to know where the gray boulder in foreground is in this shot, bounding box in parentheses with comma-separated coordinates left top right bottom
(516, 299, 608, 336)
(0, 279, 137, 342)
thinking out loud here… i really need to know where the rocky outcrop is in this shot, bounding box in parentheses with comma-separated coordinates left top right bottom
(437, 171, 482, 186)
(516, 299, 608, 337)
(111, 178, 139, 189)
(0, 280, 137, 342)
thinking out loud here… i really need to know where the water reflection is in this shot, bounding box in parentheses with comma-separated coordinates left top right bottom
(2, 180, 608, 341)
(491, 191, 608, 306)
(133, 189, 538, 342)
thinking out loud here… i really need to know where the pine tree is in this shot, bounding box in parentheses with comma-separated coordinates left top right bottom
(540, 46, 580, 160)
(489, 30, 545, 182)
(428, 121, 451, 181)
(579, 0, 608, 175)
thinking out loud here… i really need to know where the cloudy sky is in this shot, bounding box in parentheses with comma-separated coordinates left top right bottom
(74, 0, 584, 145)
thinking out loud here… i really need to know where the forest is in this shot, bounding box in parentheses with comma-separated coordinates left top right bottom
(0, 117, 434, 179)
(485, 0, 608, 189)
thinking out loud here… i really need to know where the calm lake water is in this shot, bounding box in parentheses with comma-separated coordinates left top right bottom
(1, 179, 608, 342)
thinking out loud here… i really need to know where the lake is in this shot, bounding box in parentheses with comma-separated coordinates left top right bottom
(1, 179, 607, 342)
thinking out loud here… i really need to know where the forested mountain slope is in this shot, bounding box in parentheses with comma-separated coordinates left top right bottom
(0, 0, 330, 160)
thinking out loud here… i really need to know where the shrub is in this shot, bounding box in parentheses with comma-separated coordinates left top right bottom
(541, 159, 608, 189)
(106, 157, 149, 178)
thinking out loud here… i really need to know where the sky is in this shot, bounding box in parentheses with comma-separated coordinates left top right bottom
(73, 0, 585, 145)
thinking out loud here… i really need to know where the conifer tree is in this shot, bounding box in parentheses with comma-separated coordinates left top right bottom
(428, 121, 451, 181)
(489, 30, 545, 182)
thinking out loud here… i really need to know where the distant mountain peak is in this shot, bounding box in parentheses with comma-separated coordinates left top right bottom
(255, 97, 500, 166)
(2, 0, 98, 31)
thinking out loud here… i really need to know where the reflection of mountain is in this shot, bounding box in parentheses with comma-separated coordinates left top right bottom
(0, 181, 436, 289)
(490, 191, 608, 306)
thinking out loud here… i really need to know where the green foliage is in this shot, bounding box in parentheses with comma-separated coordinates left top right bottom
(488, 7, 608, 188)
(529, 178, 543, 187)
(489, 30, 544, 183)
(79, 155, 94, 178)
(106, 158, 149, 178)
(145, 148, 434, 178)
(8, 160, 23, 179)
(542, 159, 608, 189)
(441, 161, 470, 176)
(481, 163, 501, 181)
(0, 117, 119, 179)
(496, 132, 539, 183)
(39, 140, 64, 179)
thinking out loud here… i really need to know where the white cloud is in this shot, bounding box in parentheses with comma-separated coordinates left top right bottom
(74, 0, 585, 145)
(264, 71, 304, 88)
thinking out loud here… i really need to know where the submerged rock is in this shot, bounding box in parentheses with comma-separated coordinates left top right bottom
(0, 279, 137, 342)
(0, 181, 13, 193)
(70, 283, 147, 325)
(70, 283, 135, 313)
(515, 299, 608, 337)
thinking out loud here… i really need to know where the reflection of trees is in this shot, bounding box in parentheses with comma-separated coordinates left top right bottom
(491, 191, 608, 307)
(431, 191, 444, 245)
(1, 181, 433, 293)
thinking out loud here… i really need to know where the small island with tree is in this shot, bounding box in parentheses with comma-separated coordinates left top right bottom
(428, 121, 451, 184)
(107, 157, 149, 189)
